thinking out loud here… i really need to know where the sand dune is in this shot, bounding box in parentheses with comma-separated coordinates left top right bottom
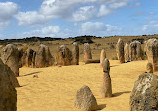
(17, 60, 153, 111)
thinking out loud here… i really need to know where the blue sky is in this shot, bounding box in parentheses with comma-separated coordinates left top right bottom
(0, 0, 158, 39)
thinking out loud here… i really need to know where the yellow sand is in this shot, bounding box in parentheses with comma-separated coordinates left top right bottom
(17, 60, 155, 111)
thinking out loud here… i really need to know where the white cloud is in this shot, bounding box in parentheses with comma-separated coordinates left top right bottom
(15, 11, 52, 26)
(80, 22, 121, 36)
(142, 24, 158, 34)
(15, 0, 130, 26)
(142, 19, 158, 34)
(16, 25, 77, 38)
(0, 2, 18, 28)
(98, 5, 111, 17)
(109, 2, 128, 8)
(23, 26, 60, 37)
(81, 22, 105, 33)
(73, 6, 97, 21)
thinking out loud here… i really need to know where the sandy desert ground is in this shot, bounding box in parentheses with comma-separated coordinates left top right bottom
(16, 59, 156, 111)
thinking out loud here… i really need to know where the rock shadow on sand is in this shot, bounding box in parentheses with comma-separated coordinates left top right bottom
(98, 104, 106, 110)
(19, 71, 42, 77)
(112, 91, 131, 97)
(110, 65, 119, 67)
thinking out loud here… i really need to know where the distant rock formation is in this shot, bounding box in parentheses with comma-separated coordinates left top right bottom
(26, 48, 35, 67)
(35, 44, 54, 68)
(129, 41, 142, 61)
(116, 38, 125, 63)
(84, 43, 92, 62)
(124, 43, 130, 62)
(100, 49, 106, 67)
(18, 47, 23, 68)
(56, 45, 72, 66)
(71, 42, 79, 65)
(146, 39, 158, 71)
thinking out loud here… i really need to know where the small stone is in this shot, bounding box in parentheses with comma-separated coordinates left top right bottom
(33, 75, 38, 78)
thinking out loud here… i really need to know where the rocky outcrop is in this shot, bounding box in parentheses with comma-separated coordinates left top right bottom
(130, 72, 158, 111)
(116, 38, 125, 63)
(84, 43, 92, 62)
(129, 41, 142, 61)
(35, 44, 54, 68)
(146, 39, 158, 71)
(100, 49, 106, 67)
(56, 45, 72, 66)
(124, 43, 130, 62)
(72, 42, 79, 65)
(1, 44, 19, 76)
(101, 58, 112, 98)
(0, 58, 17, 111)
(146, 62, 153, 73)
(74, 85, 98, 111)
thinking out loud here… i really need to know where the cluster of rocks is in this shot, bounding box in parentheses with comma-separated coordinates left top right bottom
(0, 42, 80, 111)
(116, 38, 143, 63)
(0, 42, 80, 75)
(127, 39, 158, 110)
(116, 38, 158, 73)
(56, 43, 79, 66)
(75, 38, 158, 111)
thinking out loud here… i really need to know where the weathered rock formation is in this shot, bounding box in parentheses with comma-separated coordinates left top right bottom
(116, 38, 125, 63)
(35, 44, 54, 68)
(146, 62, 153, 73)
(18, 47, 23, 68)
(130, 72, 158, 111)
(1, 44, 19, 76)
(100, 49, 106, 67)
(56, 45, 72, 66)
(124, 43, 130, 62)
(84, 43, 92, 62)
(21, 52, 27, 67)
(72, 42, 79, 65)
(101, 58, 112, 98)
(26, 48, 35, 67)
(0, 59, 20, 87)
(129, 41, 143, 61)
(74, 85, 98, 111)
(32, 51, 36, 68)
(0, 58, 17, 111)
(146, 39, 158, 71)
